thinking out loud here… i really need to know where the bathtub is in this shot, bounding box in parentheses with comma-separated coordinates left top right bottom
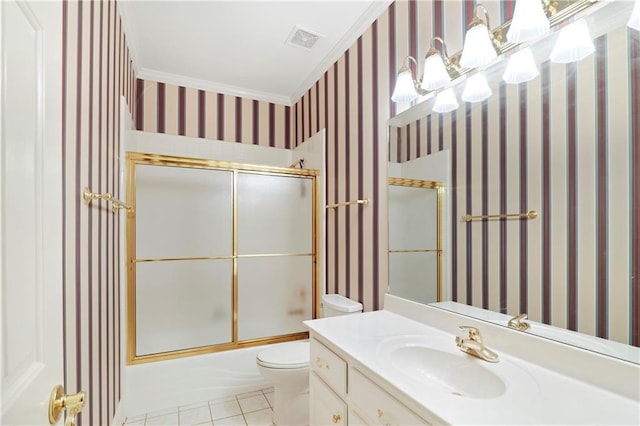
(124, 345, 271, 415)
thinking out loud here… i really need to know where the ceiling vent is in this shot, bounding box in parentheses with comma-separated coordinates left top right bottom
(286, 25, 322, 50)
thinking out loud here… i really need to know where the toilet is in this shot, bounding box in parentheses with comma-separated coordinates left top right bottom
(256, 294, 363, 425)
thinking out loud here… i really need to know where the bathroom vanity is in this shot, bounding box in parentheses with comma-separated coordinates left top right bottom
(304, 295, 640, 425)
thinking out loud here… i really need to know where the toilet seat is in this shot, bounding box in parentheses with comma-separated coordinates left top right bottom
(256, 342, 309, 369)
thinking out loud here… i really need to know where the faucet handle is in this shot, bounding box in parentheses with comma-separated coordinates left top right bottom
(458, 325, 482, 341)
(508, 313, 530, 331)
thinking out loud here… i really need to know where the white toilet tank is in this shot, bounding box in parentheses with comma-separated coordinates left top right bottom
(322, 294, 363, 317)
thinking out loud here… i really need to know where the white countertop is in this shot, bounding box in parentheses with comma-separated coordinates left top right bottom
(305, 309, 640, 425)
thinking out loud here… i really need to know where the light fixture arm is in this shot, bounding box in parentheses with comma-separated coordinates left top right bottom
(398, 55, 418, 75)
(470, 3, 505, 49)
(473, 4, 492, 32)
(426, 36, 460, 73)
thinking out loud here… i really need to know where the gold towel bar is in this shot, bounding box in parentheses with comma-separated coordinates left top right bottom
(82, 187, 133, 213)
(326, 199, 369, 209)
(462, 210, 537, 222)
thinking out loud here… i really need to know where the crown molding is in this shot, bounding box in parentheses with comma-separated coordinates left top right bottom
(136, 68, 294, 106)
(290, 0, 393, 103)
(118, 0, 392, 107)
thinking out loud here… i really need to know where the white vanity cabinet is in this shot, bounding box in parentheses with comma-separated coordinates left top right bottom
(309, 372, 347, 425)
(309, 337, 430, 426)
(348, 367, 428, 425)
(309, 337, 347, 425)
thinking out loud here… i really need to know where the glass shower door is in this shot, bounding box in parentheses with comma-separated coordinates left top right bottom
(134, 164, 234, 356)
(236, 172, 314, 341)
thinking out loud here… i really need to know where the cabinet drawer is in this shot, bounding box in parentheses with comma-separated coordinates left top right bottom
(310, 372, 347, 426)
(349, 367, 428, 426)
(310, 338, 347, 396)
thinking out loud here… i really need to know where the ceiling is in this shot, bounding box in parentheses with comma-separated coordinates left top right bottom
(119, 0, 392, 106)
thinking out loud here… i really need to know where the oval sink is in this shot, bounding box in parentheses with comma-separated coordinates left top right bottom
(389, 345, 506, 398)
(376, 335, 536, 399)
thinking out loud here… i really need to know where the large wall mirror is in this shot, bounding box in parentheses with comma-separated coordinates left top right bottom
(387, 0, 639, 364)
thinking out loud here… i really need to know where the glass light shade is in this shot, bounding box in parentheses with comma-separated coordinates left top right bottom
(433, 88, 459, 113)
(507, 0, 550, 43)
(502, 48, 540, 84)
(462, 73, 492, 103)
(629, 0, 640, 31)
(460, 23, 497, 69)
(549, 20, 594, 63)
(421, 53, 451, 91)
(391, 69, 418, 103)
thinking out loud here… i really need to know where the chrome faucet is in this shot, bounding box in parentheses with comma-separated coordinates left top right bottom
(455, 326, 499, 363)
(507, 313, 530, 331)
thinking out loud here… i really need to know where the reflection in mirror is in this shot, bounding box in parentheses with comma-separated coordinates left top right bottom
(388, 150, 452, 303)
(388, 178, 442, 304)
(387, 1, 639, 364)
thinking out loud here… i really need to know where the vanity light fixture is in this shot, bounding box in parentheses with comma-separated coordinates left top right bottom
(460, 4, 500, 69)
(549, 19, 594, 63)
(507, 0, 550, 43)
(433, 88, 459, 113)
(461, 73, 492, 103)
(502, 47, 539, 84)
(389, 0, 602, 105)
(421, 37, 457, 91)
(391, 56, 427, 103)
(628, 0, 640, 31)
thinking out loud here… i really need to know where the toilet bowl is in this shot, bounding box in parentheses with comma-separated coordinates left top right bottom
(256, 341, 310, 426)
(256, 294, 362, 425)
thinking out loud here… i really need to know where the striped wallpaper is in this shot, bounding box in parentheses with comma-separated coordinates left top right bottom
(293, 0, 513, 311)
(391, 24, 639, 347)
(62, 1, 135, 425)
(134, 80, 294, 149)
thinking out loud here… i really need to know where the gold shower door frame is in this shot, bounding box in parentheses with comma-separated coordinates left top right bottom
(126, 152, 320, 365)
(388, 177, 443, 302)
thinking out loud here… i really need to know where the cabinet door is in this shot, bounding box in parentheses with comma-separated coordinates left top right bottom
(310, 338, 348, 396)
(349, 367, 429, 425)
(310, 372, 347, 426)
(348, 408, 368, 426)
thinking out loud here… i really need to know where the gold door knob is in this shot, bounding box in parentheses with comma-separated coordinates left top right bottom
(332, 413, 341, 423)
(49, 385, 86, 426)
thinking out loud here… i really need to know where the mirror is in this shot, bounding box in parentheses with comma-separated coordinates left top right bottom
(388, 178, 443, 304)
(387, 0, 639, 364)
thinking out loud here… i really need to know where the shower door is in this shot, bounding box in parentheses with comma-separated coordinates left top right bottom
(237, 173, 314, 341)
(127, 153, 318, 364)
(388, 178, 443, 304)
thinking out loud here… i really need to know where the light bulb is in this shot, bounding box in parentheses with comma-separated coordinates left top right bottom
(433, 88, 459, 113)
(421, 53, 451, 91)
(549, 19, 594, 64)
(460, 23, 497, 69)
(507, 0, 550, 43)
(462, 73, 492, 103)
(391, 68, 418, 103)
(503, 48, 540, 84)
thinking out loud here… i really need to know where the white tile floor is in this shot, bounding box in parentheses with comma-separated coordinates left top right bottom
(123, 388, 274, 426)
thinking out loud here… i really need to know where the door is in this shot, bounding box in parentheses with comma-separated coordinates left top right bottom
(1, 1, 65, 425)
